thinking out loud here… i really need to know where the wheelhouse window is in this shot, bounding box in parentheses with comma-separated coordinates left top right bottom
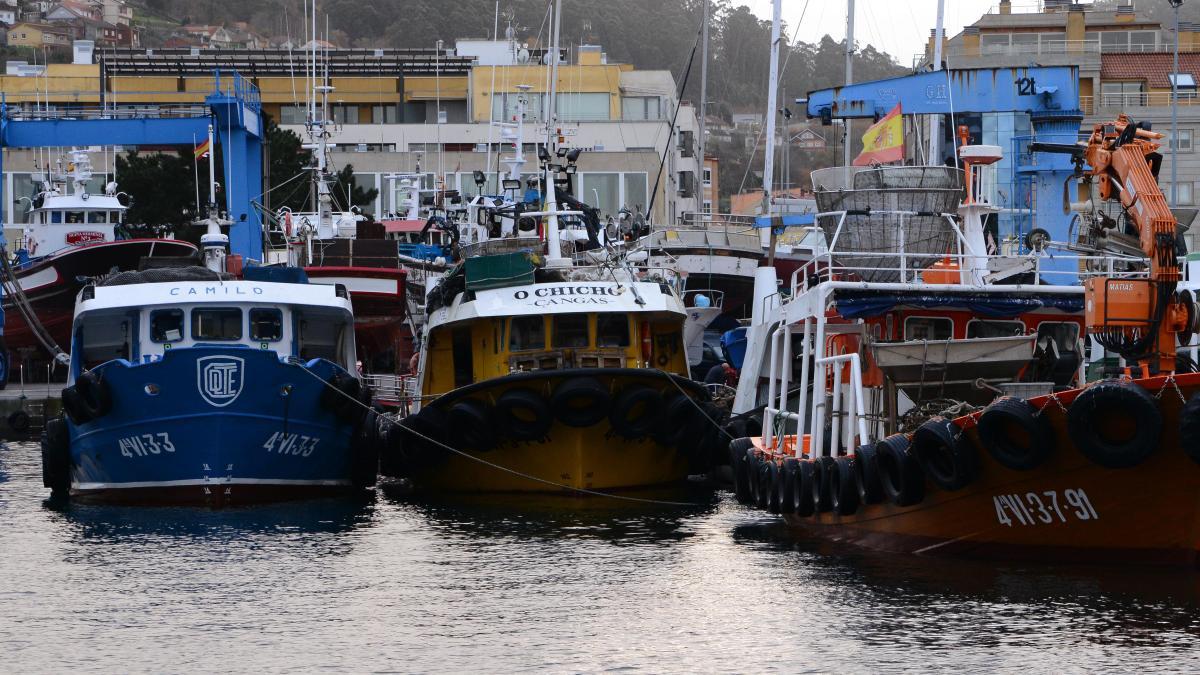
(50, 211, 63, 223)
(250, 308, 283, 342)
(1036, 322, 1081, 353)
(65, 211, 85, 224)
(86, 211, 106, 224)
(509, 316, 545, 351)
(965, 320, 1025, 339)
(596, 314, 630, 348)
(553, 314, 590, 348)
(150, 309, 184, 343)
(192, 308, 242, 341)
(903, 316, 953, 341)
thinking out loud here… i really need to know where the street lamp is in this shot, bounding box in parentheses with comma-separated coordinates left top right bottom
(1170, 0, 1184, 208)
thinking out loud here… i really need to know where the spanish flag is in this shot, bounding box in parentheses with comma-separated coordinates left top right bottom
(193, 138, 212, 160)
(853, 104, 904, 166)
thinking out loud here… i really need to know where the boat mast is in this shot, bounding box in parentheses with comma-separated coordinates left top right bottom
(698, 0, 710, 186)
(929, 0, 945, 165)
(542, 0, 567, 267)
(762, 0, 782, 265)
(843, 0, 855, 169)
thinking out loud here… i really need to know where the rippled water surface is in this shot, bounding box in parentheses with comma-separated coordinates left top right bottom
(2, 440, 1199, 672)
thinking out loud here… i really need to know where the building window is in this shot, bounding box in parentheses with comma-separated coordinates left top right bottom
(702, 200, 712, 214)
(491, 92, 544, 123)
(372, 104, 398, 123)
(980, 34, 1009, 55)
(332, 105, 359, 124)
(279, 105, 306, 125)
(1169, 129, 1193, 153)
(702, 167, 712, 186)
(1168, 182, 1195, 205)
(622, 96, 662, 121)
(556, 93, 610, 121)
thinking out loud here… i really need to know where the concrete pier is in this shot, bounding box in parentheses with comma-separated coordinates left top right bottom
(0, 385, 64, 440)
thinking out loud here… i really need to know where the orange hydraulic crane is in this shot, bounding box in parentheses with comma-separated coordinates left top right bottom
(1040, 115, 1193, 373)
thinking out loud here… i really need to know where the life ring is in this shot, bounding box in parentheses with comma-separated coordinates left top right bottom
(874, 434, 925, 506)
(351, 409, 380, 487)
(446, 398, 496, 451)
(74, 371, 112, 421)
(495, 387, 553, 441)
(653, 392, 695, 446)
(912, 417, 978, 491)
(811, 456, 835, 513)
(829, 455, 860, 515)
(1179, 394, 1200, 466)
(729, 437, 755, 504)
(1067, 380, 1161, 469)
(41, 417, 71, 492)
(608, 385, 660, 439)
(853, 443, 884, 504)
(976, 397, 1055, 471)
(551, 377, 611, 428)
(794, 460, 816, 516)
(8, 410, 30, 434)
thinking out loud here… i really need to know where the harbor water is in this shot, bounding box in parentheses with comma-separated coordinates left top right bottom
(1, 440, 1198, 672)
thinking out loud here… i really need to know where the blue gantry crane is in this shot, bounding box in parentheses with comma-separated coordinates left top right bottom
(0, 71, 265, 261)
(806, 66, 1084, 275)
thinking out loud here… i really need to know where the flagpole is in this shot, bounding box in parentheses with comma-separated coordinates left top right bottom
(207, 123, 217, 213)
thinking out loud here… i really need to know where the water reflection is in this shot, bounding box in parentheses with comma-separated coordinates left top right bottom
(382, 480, 720, 544)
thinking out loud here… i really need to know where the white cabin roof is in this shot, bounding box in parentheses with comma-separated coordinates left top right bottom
(75, 280, 354, 318)
(33, 192, 126, 212)
(428, 280, 685, 328)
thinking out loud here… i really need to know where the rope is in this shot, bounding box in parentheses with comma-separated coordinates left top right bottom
(290, 362, 705, 507)
(654, 368, 737, 441)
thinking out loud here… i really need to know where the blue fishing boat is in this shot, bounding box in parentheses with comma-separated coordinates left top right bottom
(39, 252, 382, 505)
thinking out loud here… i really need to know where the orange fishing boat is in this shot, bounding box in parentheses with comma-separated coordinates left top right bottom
(727, 116, 1200, 567)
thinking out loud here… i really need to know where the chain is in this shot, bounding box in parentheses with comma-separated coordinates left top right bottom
(1034, 393, 1068, 417)
(1155, 375, 1187, 405)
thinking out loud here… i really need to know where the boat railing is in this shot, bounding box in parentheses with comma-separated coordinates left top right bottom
(682, 288, 725, 311)
(787, 208, 1149, 296)
(675, 212, 759, 234)
(365, 373, 420, 415)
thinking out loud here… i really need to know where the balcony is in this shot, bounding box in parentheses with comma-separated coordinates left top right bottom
(1082, 92, 1200, 115)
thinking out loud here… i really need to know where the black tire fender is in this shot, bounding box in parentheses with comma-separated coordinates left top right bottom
(830, 455, 860, 516)
(609, 385, 660, 439)
(75, 371, 112, 420)
(779, 458, 800, 514)
(41, 417, 70, 492)
(551, 377, 611, 428)
(1067, 380, 1160, 469)
(654, 392, 696, 446)
(746, 447, 762, 507)
(351, 410, 380, 488)
(61, 386, 90, 425)
(794, 460, 816, 517)
(874, 434, 925, 507)
(977, 397, 1054, 471)
(8, 410, 31, 434)
(811, 456, 835, 513)
(446, 398, 496, 451)
(853, 443, 884, 504)
(495, 387, 553, 442)
(729, 437, 755, 504)
(912, 417, 978, 491)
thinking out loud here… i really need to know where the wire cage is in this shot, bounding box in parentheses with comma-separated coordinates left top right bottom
(810, 166, 965, 282)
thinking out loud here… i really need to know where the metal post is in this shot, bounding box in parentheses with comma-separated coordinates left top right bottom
(778, 324, 792, 436)
(698, 0, 709, 172)
(830, 358, 843, 457)
(810, 307, 827, 458)
(1172, 1, 1181, 208)
(764, 325, 781, 447)
(795, 318, 812, 456)
(930, 0, 945, 164)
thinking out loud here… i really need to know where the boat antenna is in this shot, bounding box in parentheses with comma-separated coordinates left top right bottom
(645, 25, 702, 223)
(697, 0, 710, 186)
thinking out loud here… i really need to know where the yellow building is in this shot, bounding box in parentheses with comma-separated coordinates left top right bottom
(6, 23, 74, 49)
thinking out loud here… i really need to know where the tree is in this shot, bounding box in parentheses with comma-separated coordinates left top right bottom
(265, 116, 312, 213)
(331, 164, 379, 217)
(116, 149, 218, 237)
